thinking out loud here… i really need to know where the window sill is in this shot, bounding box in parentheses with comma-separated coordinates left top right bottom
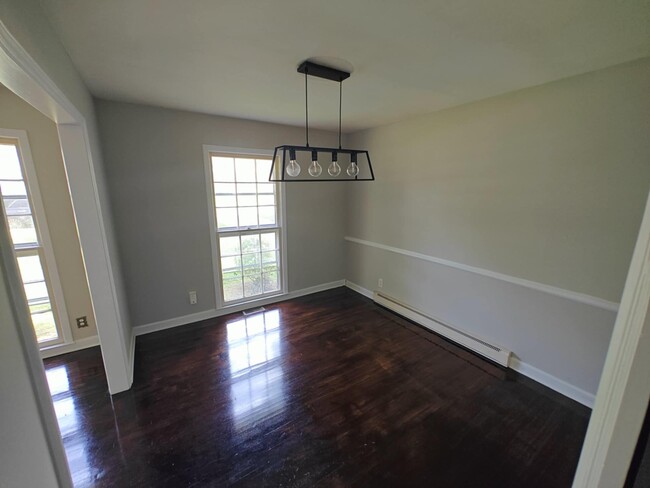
(218, 290, 288, 313)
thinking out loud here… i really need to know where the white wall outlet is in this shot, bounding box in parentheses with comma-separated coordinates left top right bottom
(378, 278, 383, 288)
(189, 290, 198, 305)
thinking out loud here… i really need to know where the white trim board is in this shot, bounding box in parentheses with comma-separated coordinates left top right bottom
(344, 280, 595, 408)
(345, 280, 373, 299)
(40, 336, 100, 360)
(345, 236, 619, 313)
(133, 280, 345, 337)
(0, 19, 79, 124)
(573, 190, 650, 487)
(127, 330, 136, 385)
(509, 358, 595, 408)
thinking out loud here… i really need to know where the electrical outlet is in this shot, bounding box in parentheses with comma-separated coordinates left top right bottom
(76, 316, 88, 328)
(189, 290, 198, 305)
(378, 278, 383, 288)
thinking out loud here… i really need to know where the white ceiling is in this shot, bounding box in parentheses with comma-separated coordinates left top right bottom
(40, 0, 650, 132)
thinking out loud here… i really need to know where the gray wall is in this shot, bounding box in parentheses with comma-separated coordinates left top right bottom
(95, 100, 346, 327)
(346, 57, 650, 396)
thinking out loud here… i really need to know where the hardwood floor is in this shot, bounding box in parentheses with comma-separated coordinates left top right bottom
(45, 287, 590, 487)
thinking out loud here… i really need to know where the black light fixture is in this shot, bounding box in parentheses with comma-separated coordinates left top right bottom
(269, 61, 374, 182)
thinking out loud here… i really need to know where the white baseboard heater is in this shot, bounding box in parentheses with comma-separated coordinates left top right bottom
(373, 291, 512, 367)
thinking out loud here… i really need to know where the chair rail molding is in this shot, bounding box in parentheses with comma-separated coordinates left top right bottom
(345, 236, 619, 312)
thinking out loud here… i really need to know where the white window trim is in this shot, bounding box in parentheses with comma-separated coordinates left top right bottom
(203, 145, 289, 309)
(0, 128, 73, 347)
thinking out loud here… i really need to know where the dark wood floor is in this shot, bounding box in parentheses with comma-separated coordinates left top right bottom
(45, 287, 589, 487)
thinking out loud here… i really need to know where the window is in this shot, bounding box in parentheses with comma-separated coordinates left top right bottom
(207, 150, 286, 305)
(0, 133, 70, 347)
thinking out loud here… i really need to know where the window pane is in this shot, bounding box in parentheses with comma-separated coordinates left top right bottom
(0, 144, 23, 180)
(222, 267, 242, 282)
(236, 183, 256, 194)
(215, 194, 236, 207)
(212, 156, 280, 303)
(32, 309, 58, 343)
(259, 206, 276, 226)
(24, 281, 49, 302)
(237, 195, 257, 207)
(263, 271, 279, 293)
(220, 236, 240, 256)
(243, 275, 262, 297)
(242, 253, 261, 276)
(29, 301, 52, 315)
(263, 261, 278, 275)
(0, 180, 27, 196)
(258, 194, 275, 206)
(212, 157, 235, 182)
(261, 251, 277, 264)
(3, 196, 31, 216)
(17, 254, 45, 283)
(241, 234, 260, 253)
(238, 207, 257, 228)
(223, 279, 244, 302)
(256, 159, 272, 182)
(221, 255, 240, 272)
(235, 158, 256, 182)
(214, 182, 236, 194)
(261, 232, 277, 251)
(8, 215, 37, 245)
(257, 183, 274, 194)
(217, 208, 238, 229)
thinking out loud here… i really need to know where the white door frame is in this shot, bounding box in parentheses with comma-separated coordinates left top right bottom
(0, 20, 131, 393)
(573, 188, 650, 487)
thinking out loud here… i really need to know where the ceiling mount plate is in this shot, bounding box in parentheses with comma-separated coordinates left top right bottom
(297, 61, 351, 82)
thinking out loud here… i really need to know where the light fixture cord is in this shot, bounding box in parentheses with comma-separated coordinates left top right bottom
(305, 71, 309, 147)
(338, 80, 342, 149)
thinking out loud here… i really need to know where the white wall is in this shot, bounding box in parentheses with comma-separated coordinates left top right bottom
(95, 100, 346, 327)
(346, 57, 650, 400)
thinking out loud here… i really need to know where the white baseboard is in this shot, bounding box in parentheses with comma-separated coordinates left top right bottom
(127, 330, 136, 385)
(345, 280, 374, 298)
(40, 335, 100, 359)
(133, 280, 346, 337)
(509, 358, 595, 408)
(345, 280, 595, 408)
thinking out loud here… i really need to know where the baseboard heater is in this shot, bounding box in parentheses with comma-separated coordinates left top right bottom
(373, 291, 512, 367)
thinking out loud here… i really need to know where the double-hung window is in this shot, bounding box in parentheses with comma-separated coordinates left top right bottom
(207, 150, 286, 306)
(0, 133, 70, 347)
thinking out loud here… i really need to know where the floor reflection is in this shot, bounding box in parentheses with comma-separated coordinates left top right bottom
(46, 363, 94, 486)
(226, 309, 286, 430)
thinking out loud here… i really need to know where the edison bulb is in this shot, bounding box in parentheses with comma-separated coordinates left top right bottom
(346, 162, 359, 177)
(308, 160, 322, 177)
(287, 159, 301, 177)
(328, 160, 341, 177)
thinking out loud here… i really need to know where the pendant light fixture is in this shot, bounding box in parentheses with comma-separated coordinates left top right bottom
(269, 61, 374, 182)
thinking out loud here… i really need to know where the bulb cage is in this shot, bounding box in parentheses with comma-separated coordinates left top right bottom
(270, 60, 375, 182)
(269, 145, 374, 182)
